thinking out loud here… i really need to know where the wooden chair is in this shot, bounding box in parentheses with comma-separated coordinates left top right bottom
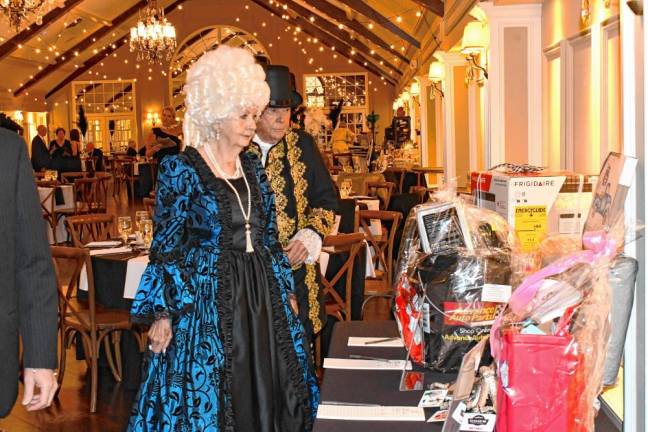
(412, 166, 443, 188)
(366, 181, 396, 210)
(314, 232, 365, 369)
(39, 187, 58, 244)
(61, 171, 87, 184)
(83, 157, 97, 172)
(142, 197, 156, 218)
(74, 177, 109, 214)
(113, 158, 139, 203)
(358, 210, 402, 318)
(65, 213, 115, 247)
(409, 186, 437, 204)
(51, 246, 146, 413)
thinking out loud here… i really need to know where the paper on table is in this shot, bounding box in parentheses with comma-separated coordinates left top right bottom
(85, 240, 123, 248)
(89, 246, 132, 256)
(316, 404, 425, 422)
(323, 357, 412, 370)
(348, 337, 404, 348)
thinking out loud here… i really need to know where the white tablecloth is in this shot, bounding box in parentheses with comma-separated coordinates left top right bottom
(38, 185, 74, 244)
(78, 249, 148, 300)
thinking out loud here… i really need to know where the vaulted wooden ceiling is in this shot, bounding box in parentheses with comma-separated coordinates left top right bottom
(0, 0, 443, 106)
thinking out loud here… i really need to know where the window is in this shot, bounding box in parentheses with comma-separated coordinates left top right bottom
(304, 73, 369, 150)
(73, 81, 135, 115)
(71, 80, 138, 152)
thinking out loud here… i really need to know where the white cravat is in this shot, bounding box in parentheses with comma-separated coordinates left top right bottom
(253, 134, 275, 166)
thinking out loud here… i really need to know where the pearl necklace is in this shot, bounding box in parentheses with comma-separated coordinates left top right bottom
(203, 145, 254, 253)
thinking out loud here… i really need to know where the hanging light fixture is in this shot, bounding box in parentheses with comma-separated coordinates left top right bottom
(461, 21, 489, 85)
(0, 0, 61, 31)
(428, 61, 445, 98)
(129, 0, 177, 65)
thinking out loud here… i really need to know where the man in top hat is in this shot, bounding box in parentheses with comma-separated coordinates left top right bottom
(249, 65, 338, 342)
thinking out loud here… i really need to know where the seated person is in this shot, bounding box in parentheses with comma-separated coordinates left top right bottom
(31, 125, 51, 171)
(85, 140, 104, 171)
(126, 139, 140, 157)
(331, 121, 356, 154)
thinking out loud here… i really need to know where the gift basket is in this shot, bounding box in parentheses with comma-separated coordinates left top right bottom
(490, 152, 638, 432)
(393, 182, 518, 372)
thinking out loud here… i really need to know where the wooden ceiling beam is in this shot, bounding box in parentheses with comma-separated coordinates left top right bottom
(46, 0, 190, 99)
(281, 0, 402, 76)
(410, 0, 444, 17)
(15, 0, 149, 97)
(302, 0, 409, 64)
(0, 0, 86, 61)
(337, 0, 420, 48)
(250, 0, 396, 86)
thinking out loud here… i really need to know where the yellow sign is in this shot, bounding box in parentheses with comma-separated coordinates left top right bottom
(514, 205, 547, 252)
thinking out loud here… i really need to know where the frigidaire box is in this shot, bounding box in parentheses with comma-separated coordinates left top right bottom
(470, 170, 597, 251)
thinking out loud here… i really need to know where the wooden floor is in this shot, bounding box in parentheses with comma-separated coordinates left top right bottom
(0, 184, 621, 431)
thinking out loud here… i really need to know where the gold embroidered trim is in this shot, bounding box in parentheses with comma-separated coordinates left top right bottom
(265, 130, 323, 333)
(286, 131, 308, 232)
(247, 143, 262, 160)
(305, 264, 322, 334)
(286, 132, 321, 332)
(307, 208, 335, 237)
(265, 140, 294, 245)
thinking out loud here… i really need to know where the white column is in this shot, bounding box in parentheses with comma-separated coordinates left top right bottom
(436, 51, 466, 183)
(468, 82, 479, 171)
(481, 1, 543, 166)
(419, 75, 431, 166)
(620, 2, 644, 431)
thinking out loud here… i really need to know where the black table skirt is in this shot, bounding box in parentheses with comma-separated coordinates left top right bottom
(314, 321, 455, 431)
(135, 163, 154, 198)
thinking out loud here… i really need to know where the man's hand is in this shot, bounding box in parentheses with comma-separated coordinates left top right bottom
(284, 239, 309, 267)
(22, 369, 57, 411)
(148, 318, 173, 354)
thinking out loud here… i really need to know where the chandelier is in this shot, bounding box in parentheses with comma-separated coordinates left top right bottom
(0, 0, 60, 31)
(129, 0, 176, 64)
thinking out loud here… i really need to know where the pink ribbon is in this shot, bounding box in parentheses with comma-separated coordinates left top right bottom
(490, 231, 617, 359)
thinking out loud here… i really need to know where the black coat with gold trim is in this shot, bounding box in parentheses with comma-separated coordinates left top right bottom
(249, 129, 338, 335)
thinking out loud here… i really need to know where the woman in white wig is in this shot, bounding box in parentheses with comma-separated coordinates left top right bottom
(128, 45, 319, 431)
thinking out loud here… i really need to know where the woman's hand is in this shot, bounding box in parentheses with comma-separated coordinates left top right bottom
(288, 294, 299, 315)
(148, 317, 172, 354)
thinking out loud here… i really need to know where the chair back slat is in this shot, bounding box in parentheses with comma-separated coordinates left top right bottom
(366, 181, 396, 210)
(65, 213, 115, 247)
(50, 246, 95, 329)
(321, 232, 365, 321)
(358, 210, 402, 286)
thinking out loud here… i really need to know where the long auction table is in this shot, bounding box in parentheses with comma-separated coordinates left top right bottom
(314, 321, 455, 432)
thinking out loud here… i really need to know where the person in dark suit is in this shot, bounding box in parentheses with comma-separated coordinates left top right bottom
(83, 140, 104, 172)
(126, 139, 139, 157)
(248, 65, 338, 343)
(0, 127, 58, 417)
(31, 125, 51, 171)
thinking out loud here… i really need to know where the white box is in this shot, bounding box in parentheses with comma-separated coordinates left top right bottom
(470, 171, 596, 251)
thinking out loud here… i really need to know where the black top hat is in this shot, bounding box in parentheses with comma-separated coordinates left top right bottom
(264, 65, 302, 109)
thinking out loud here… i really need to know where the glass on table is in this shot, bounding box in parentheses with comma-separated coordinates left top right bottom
(117, 216, 133, 244)
(135, 211, 149, 233)
(142, 219, 153, 248)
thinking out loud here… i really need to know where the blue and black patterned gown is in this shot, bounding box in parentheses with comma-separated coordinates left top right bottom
(128, 147, 319, 431)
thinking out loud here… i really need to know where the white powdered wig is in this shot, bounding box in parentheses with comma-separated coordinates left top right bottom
(182, 45, 270, 148)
